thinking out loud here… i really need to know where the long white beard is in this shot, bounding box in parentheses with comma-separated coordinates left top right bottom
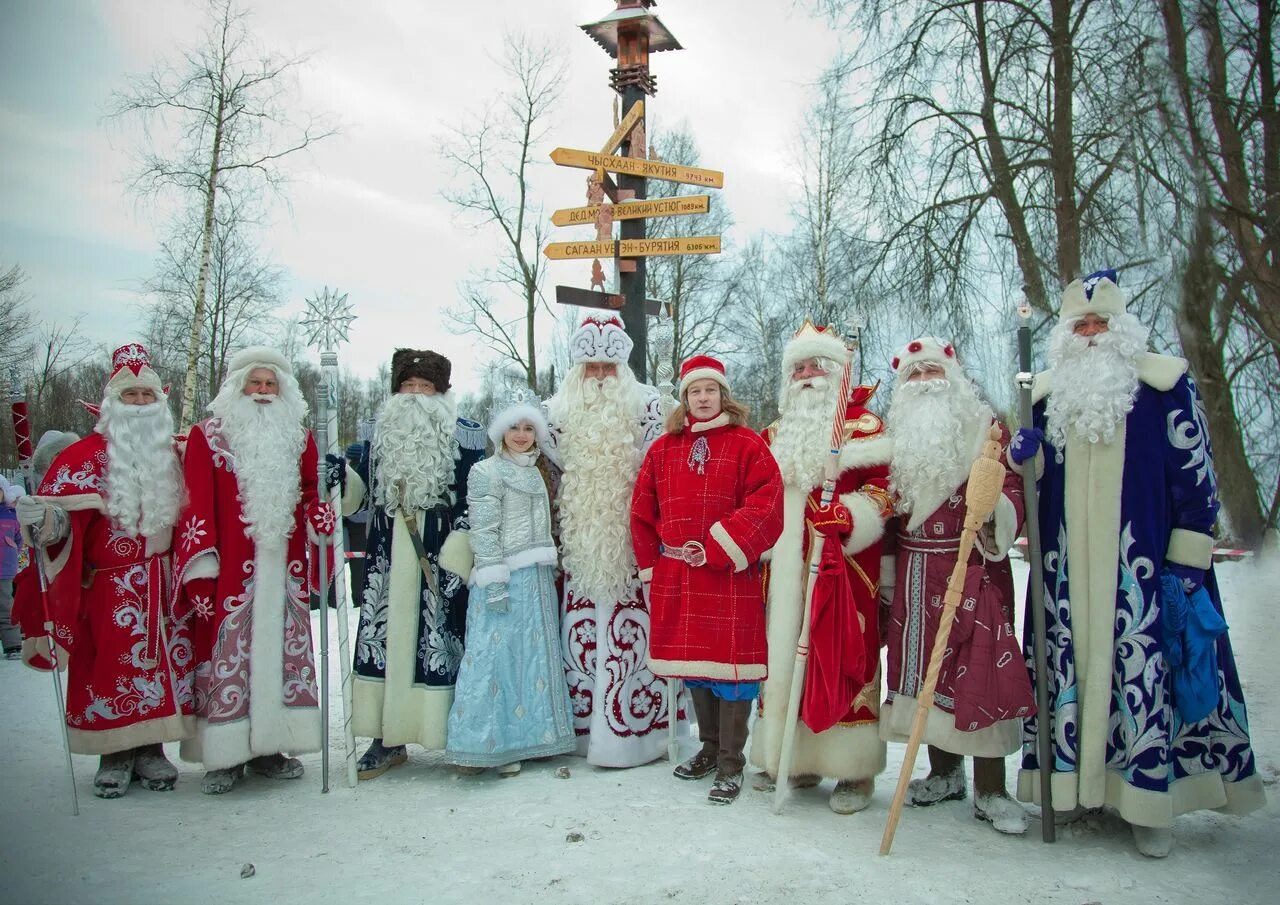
(887, 376, 991, 523)
(772, 376, 840, 489)
(372, 392, 458, 512)
(551, 367, 645, 603)
(1045, 313, 1149, 450)
(98, 397, 184, 540)
(211, 392, 307, 542)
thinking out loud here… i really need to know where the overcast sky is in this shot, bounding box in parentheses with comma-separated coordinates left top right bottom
(0, 0, 842, 390)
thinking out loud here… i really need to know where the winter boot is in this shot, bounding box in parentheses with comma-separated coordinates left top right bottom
(496, 762, 521, 777)
(974, 793, 1028, 835)
(1131, 823, 1174, 858)
(358, 738, 408, 780)
(674, 687, 719, 780)
(247, 753, 305, 780)
(829, 778, 875, 814)
(908, 747, 967, 806)
(93, 750, 136, 799)
(707, 698, 751, 805)
(201, 764, 244, 795)
(132, 744, 178, 792)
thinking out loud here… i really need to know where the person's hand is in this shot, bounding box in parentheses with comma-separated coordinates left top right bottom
(1165, 563, 1205, 594)
(324, 454, 347, 495)
(811, 502, 853, 539)
(1009, 428, 1044, 465)
(15, 497, 66, 546)
(308, 502, 336, 537)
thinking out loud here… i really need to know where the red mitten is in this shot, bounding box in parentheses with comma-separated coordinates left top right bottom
(810, 502, 853, 539)
(307, 502, 336, 538)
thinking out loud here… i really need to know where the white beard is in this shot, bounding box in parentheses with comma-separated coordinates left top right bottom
(98, 397, 184, 540)
(372, 392, 458, 513)
(210, 391, 307, 543)
(771, 375, 839, 489)
(1045, 313, 1149, 450)
(549, 365, 646, 603)
(887, 376, 991, 525)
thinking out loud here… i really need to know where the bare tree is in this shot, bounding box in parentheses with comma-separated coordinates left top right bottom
(441, 32, 565, 391)
(0, 263, 35, 378)
(109, 0, 334, 425)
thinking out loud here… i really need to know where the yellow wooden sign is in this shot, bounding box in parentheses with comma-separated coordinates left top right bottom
(542, 240, 616, 260)
(618, 236, 721, 257)
(601, 101, 644, 155)
(551, 195, 711, 227)
(550, 147, 725, 188)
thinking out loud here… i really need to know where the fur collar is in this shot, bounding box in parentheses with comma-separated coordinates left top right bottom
(1032, 352, 1188, 404)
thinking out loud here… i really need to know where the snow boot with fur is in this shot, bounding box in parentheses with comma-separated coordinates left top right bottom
(829, 778, 875, 814)
(358, 739, 408, 780)
(201, 764, 244, 795)
(974, 792, 1028, 835)
(132, 744, 178, 792)
(1132, 824, 1174, 858)
(247, 753, 304, 780)
(93, 750, 136, 799)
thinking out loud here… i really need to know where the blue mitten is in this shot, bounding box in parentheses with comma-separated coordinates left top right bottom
(324, 453, 347, 495)
(1165, 562, 1205, 595)
(1009, 428, 1043, 465)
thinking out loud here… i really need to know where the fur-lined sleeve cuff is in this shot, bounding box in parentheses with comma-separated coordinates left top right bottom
(986, 493, 1019, 562)
(708, 521, 750, 573)
(839, 491, 886, 555)
(1167, 528, 1213, 570)
(471, 563, 510, 589)
(183, 554, 220, 582)
(341, 468, 366, 518)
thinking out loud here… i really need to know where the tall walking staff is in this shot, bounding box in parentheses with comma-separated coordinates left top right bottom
(314, 405, 331, 793)
(772, 320, 860, 815)
(8, 372, 79, 815)
(303, 288, 359, 789)
(650, 305, 681, 764)
(1017, 301, 1055, 843)
(879, 424, 1006, 855)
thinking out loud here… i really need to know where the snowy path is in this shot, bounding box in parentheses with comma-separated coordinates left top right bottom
(1, 559, 1276, 905)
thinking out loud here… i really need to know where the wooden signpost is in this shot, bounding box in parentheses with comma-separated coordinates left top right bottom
(550, 147, 725, 188)
(619, 236, 720, 257)
(543, 240, 617, 261)
(556, 285, 662, 315)
(601, 100, 645, 154)
(551, 195, 710, 227)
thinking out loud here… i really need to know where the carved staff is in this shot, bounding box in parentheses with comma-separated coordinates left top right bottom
(1018, 302, 1055, 842)
(772, 321, 860, 815)
(303, 288, 358, 789)
(9, 373, 79, 815)
(649, 304, 681, 764)
(880, 424, 1006, 855)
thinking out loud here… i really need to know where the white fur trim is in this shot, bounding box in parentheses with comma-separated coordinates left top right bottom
(890, 337, 961, 378)
(752, 485, 887, 781)
(838, 434, 892, 471)
(689, 412, 732, 433)
(708, 521, 749, 572)
(1167, 528, 1212, 569)
(350, 513, 453, 748)
(1136, 353, 1189, 391)
(504, 545, 557, 572)
(879, 695, 1020, 757)
(648, 658, 766, 681)
(68, 713, 193, 755)
(678, 366, 729, 396)
(1060, 277, 1126, 321)
(439, 529, 473, 581)
(104, 366, 165, 398)
(487, 402, 551, 450)
(341, 467, 366, 518)
(782, 331, 848, 371)
(183, 553, 220, 582)
(1007, 448, 1045, 481)
(987, 492, 1019, 562)
(637, 566, 654, 582)
(839, 491, 885, 556)
(470, 563, 511, 589)
(226, 346, 292, 376)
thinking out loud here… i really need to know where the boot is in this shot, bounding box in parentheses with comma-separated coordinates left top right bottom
(707, 698, 751, 805)
(93, 750, 136, 799)
(972, 755, 1025, 834)
(829, 778, 875, 814)
(674, 687, 719, 781)
(247, 753, 305, 780)
(358, 738, 408, 780)
(1132, 823, 1174, 858)
(908, 746, 967, 806)
(201, 764, 244, 795)
(496, 762, 521, 777)
(132, 743, 178, 792)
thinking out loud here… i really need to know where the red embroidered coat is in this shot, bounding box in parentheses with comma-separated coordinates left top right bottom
(170, 418, 323, 770)
(630, 415, 784, 681)
(11, 433, 194, 754)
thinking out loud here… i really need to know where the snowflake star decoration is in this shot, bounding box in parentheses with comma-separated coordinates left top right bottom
(301, 287, 356, 353)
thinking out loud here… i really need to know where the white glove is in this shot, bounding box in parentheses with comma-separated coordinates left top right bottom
(16, 496, 68, 546)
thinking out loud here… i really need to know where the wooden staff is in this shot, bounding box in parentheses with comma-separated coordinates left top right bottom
(772, 325, 858, 815)
(879, 423, 1005, 855)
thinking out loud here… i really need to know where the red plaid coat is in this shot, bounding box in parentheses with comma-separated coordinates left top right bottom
(630, 414, 784, 681)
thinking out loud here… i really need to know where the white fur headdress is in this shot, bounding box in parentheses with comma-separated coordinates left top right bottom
(226, 346, 293, 377)
(487, 386, 551, 450)
(1060, 269, 1126, 322)
(890, 336, 962, 378)
(104, 343, 165, 398)
(570, 313, 633, 364)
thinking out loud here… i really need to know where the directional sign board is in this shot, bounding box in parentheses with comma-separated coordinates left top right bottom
(601, 100, 644, 155)
(542, 240, 616, 261)
(556, 285, 662, 315)
(551, 195, 711, 227)
(550, 148, 725, 189)
(618, 236, 721, 257)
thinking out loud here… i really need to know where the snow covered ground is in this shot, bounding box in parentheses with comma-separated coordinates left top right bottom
(2, 558, 1277, 905)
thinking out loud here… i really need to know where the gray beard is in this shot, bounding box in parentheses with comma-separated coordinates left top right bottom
(215, 394, 307, 542)
(99, 397, 183, 539)
(1045, 320, 1145, 449)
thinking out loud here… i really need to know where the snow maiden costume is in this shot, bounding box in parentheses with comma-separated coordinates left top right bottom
(630, 355, 784, 803)
(444, 391, 576, 773)
(342, 349, 485, 777)
(1011, 272, 1265, 856)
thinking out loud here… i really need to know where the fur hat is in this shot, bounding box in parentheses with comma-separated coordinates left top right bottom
(678, 354, 730, 396)
(486, 386, 551, 451)
(890, 337, 962, 378)
(104, 343, 165, 399)
(782, 320, 848, 372)
(1060, 269, 1126, 322)
(226, 346, 293, 378)
(570, 314, 633, 365)
(33, 430, 80, 482)
(391, 348, 451, 394)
